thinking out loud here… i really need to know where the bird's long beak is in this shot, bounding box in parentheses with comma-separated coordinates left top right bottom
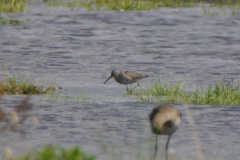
(104, 76, 112, 84)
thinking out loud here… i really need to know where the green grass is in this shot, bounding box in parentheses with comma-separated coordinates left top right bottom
(45, 0, 83, 8)
(0, 0, 37, 25)
(1, 0, 240, 13)
(2, 72, 60, 95)
(0, 0, 29, 13)
(0, 16, 29, 25)
(201, 2, 240, 16)
(46, 0, 196, 11)
(131, 78, 240, 105)
(79, 0, 196, 11)
(18, 146, 96, 160)
(45, 0, 240, 12)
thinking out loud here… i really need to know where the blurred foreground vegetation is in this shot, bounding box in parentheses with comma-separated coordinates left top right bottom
(18, 146, 96, 160)
(0, 0, 240, 12)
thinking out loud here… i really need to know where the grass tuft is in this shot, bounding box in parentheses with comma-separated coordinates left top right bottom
(0, 16, 27, 25)
(4, 74, 41, 94)
(45, 0, 240, 14)
(131, 78, 240, 105)
(46, 0, 196, 11)
(0, 0, 28, 13)
(18, 146, 96, 160)
(2, 71, 60, 95)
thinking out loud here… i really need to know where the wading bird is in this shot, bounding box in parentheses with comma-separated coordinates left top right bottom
(104, 69, 148, 91)
(149, 105, 182, 160)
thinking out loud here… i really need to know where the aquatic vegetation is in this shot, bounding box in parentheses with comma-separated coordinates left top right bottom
(45, 0, 240, 12)
(46, 0, 196, 10)
(14, 146, 96, 160)
(201, 3, 240, 16)
(0, 16, 30, 25)
(0, 0, 28, 13)
(131, 77, 240, 105)
(2, 70, 60, 94)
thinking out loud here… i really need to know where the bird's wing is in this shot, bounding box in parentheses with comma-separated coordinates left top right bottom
(123, 71, 145, 81)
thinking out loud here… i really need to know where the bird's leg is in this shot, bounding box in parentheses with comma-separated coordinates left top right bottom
(154, 135, 158, 160)
(126, 84, 129, 92)
(131, 82, 140, 91)
(165, 134, 171, 160)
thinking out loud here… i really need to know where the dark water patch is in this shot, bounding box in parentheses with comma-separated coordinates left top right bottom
(158, 45, 175, 48)
(138, 34, 151, 38)
(33, 13, 44, 16)
(29, 39, 44, 44)
(186, 15, 201, 18)
(149, 18, 177, 26)
(59, 56, 73, 59)
(23, 50, 41, 54)
(221, 107, 240, 112)
(71, 46, 82, 50)
(177, 42, 202, 45)
(59, 37, 77, 41)
(188, 52, 219, 56)
(47, 51, 71, 55)
(56, 15, 70, 18)
(42, 115, 57, 122)
(47, 46, 65, 48)
(141, 29, 154, 32)
(37, 126, 49, 130)
(15, 26, 30, 30)
(173, 19, 193, 24)
(175, 71, 186, 74)
(105, 55, 127, 58)
(233, 57, 240, 60)
(115, 48, 124, 52)
(16, 52, 30, 55)
(141, 41, 156, 45)
(79, 28, 98, 31)
(20, 47, 30, 49)
(28, 44, 44, 47)
(74, 13, 100, 20)
(69, 32, 95, 37)
(208, 36, 233, 41)
(2, 41, 18, 45)
(2, 50, 14, 53)
(214, 20, 240, 26)
(154, 56, 165, 58)
(59, 20, 83, 25)
(45, 60, 64, 69)
(141, 50, 156, 54)
(210, 72, 223, 75)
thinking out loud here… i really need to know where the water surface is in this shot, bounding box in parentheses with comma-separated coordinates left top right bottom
(0, 5, 240, 160)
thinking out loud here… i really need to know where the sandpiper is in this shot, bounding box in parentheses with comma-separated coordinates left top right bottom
(149, 104, 182, 160)
(104, 69, 148, 91)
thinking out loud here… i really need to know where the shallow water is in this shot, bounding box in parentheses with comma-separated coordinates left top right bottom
(0, 4, 240, 160)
